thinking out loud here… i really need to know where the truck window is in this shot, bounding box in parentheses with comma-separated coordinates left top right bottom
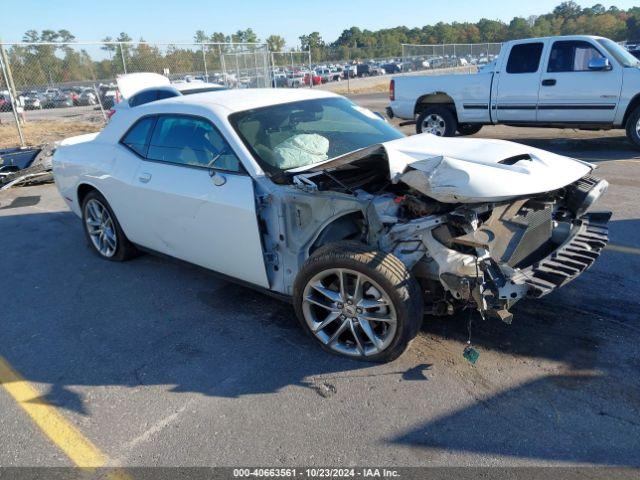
(548, 41, 604, 72)
(506, 43, 544, 74)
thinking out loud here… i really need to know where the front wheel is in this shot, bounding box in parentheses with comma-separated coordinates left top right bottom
(293, 242, 423, 362)
(416, 106, 457, 136)
(626, 106, 640, 149)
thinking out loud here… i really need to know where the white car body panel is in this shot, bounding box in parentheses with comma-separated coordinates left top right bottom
(52, 87, 609, 329)
(52, 89, 335, 289)
(386, 134, 592, 202)
(291, 133, 592, 203)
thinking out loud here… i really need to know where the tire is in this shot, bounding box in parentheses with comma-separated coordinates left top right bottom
(81, 190, 137, 262)
(293, 241, 423, 363)
(626, 106, 640, 149)
(458, 123, 483, 136)
(416, 106, 457, 136)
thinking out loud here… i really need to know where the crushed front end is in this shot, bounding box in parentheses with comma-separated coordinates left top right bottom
(376, 174, 611, 322)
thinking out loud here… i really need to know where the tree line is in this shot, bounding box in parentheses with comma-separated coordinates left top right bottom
(3, 2, 640, 88)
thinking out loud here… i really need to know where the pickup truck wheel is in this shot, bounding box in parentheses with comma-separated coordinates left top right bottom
(293, 242, 423, 363)
(416, 107, 457, 136)
(81, 190, 137, 262)
(625, 106, 640, 148)
(458, 123, 483, 136)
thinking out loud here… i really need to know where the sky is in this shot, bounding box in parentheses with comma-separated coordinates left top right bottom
(6, 0, 639, 48)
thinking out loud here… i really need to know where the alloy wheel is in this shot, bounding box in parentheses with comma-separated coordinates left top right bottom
(84, 199, 117, 257)
(301, 268, 397, 358)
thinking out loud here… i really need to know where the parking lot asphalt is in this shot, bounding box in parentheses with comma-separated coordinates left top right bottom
(1, 93, 640, 468)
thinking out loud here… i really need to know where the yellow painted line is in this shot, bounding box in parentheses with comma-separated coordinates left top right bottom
(0, 355, 132, 479)
(607, 243, 640, 256)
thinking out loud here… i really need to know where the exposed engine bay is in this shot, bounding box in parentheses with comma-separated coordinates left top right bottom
(277, 143, 610, 324)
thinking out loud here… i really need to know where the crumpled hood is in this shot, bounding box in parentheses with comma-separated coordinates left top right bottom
(293, 133, 594, 203)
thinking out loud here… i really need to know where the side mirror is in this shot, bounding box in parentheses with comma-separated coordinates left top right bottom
(588, 58, 612, 71)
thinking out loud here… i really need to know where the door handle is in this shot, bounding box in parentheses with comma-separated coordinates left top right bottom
(542, 79, 556, 86)
(138, 172, 152, 183)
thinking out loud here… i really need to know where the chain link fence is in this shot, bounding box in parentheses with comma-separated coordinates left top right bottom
(402, 43, 502, 70)
(1, 41, 502, 147)
(270, 51, 312, 88)
(0, 41, 269, 147)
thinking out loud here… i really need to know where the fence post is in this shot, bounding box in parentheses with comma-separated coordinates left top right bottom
(0, 43, 25, 147)
(308, 48, 312, 89)
(219, 45, 228, 87)
(119, 43, 127, 74)
(201, 44, 208, 80)
(271, 52, 276, 88)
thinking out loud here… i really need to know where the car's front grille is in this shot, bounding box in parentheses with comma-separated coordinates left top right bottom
(512, 211, 610, 298)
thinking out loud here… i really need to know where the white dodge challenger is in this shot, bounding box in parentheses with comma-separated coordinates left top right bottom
(53, 74, 610, 362)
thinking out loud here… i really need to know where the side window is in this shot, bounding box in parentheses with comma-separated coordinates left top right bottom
(121, 116, 156, 157)
(548, 41, 605, 72)
(147, 115, 242, 172)
(506, 43, 544, 74)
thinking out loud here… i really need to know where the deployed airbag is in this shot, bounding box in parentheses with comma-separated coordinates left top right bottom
(274, 134, 329, 169)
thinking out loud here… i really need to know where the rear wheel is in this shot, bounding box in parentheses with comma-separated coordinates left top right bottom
(81, 190, 137, 262)
(458, 123, 483, 136)
(625, 105, 640, 149)
(416, 106, 457, 136)
(293, 242, 423, 362)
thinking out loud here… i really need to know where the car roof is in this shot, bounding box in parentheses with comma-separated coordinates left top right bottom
(145, 87, 340, 114)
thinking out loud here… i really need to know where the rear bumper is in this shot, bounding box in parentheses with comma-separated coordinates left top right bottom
(512, 211, 611, 298)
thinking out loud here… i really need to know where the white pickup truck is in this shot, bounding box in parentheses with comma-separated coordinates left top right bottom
(387, 35, 640, 147)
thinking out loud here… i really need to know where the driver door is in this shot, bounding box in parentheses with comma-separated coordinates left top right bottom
(121, 114, 269, 288)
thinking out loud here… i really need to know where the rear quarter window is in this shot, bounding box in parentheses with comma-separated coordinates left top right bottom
(121, 116, 156, 157)
(506, 43, 544, 74)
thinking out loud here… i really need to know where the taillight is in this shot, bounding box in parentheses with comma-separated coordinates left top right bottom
(106, 109, 116, 120)
(389, 79, 395, 101)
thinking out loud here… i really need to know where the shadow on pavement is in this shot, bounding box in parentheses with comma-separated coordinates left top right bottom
(1, 210, 639, 465)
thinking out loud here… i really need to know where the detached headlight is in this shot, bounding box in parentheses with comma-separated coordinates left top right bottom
(567, 176, 609, 217)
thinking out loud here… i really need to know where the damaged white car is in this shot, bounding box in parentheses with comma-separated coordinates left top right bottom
(53, 83, 610, 362)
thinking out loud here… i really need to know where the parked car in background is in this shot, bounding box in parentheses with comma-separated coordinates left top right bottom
(54, 92, 74, 108)
(304, 71, 322, 86)
(315, 68, 332, 83)
(343, 65, 356, 79)
(381, 63, 401, 74)
(100, 88, 119, 109)
(356, 64, 371, 77)
(0, 92, 13, 111)
(52, 73, 610, 362)
(329, 67, 343, 81)
(171, 80, 225, 95)
(286, 72, 305, 88)
(388, 35, 640, 147)
(272, 72, 287, 88)
(369, 64, 386, 75)
(78, 88, 97, 106)
(23, 91, 44, 109)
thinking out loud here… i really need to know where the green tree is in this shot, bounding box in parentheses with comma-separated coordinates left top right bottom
(266, 35, 285, 52)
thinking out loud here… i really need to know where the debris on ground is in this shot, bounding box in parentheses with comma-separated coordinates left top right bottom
(0, 143, 57, 191)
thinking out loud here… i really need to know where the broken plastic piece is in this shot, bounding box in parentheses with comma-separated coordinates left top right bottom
(463, 345, 479, 365)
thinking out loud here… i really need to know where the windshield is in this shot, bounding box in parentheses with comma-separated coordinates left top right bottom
(597, 38, 640, 67)
(229, 97, 404, 173)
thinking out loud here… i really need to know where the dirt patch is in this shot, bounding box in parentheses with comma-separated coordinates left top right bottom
(327, 81, 390, 95)
(0, 120, 102, 148)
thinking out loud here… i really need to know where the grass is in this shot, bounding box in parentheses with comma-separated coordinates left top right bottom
(0, 120, 102, 149)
